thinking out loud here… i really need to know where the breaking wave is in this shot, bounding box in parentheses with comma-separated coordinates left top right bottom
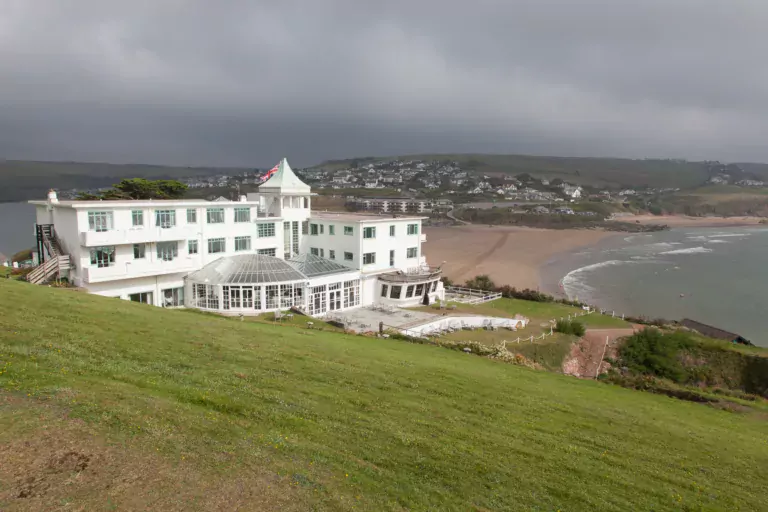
(561, 260, 634, 300)
(707, 239, 731, 244)
(659, 246, 713, 255)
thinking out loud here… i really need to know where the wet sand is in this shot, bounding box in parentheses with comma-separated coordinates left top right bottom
(423, 225, 616, 290)
(611, 214, 764, 227)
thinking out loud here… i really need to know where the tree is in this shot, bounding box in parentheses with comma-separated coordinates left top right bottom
(465, 274, 495, 291)
(77, 178, 189, 200)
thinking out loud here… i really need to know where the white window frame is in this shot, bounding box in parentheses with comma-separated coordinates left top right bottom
(363, 227, 376, 239)
(90, 246, 115, 267)
(406, 247, 418, 258)
(257, 248, 277, 256)
(389, 225, 395, 236)
(258, 223, 276, 238)
(188, 240, 199, 255)
(234, 236, 251, 252)
(187, 209, 197, 224)
(206, 208, 225, 224)
(344, 252, 353, 261)
(131, 210, 144, 227)
(407, 223, 419, 235)
(88, 211, 113, 232)
(155, 210, 176, 229)
(133, 244, 146, 259)
(207, 237, 226, 253)
(329, 250, 336, 259)
(344, 226, 353, 236)
(156, 241, 178, 261)
(363, 252, 376, 265)
(234, 207, 251, 223)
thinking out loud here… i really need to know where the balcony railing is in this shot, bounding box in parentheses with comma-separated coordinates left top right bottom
(82, 257, 200, 284)
(378, 266, 442, 283)
(80, 226, 200, 247)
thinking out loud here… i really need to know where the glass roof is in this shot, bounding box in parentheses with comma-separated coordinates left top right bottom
(186, 254, 306, 284)
(286, 253, 352, 278)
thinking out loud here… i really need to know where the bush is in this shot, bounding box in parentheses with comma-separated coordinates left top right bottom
(555, 319, 585, 337)
(618, 328, 694, 382)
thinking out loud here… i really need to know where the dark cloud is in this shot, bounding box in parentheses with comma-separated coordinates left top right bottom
(1, 0, 767, 167)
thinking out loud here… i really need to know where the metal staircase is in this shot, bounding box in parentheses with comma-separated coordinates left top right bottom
(28, 224, 71, 285)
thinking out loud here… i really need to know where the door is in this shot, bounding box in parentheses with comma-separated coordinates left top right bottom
(329, 290, 341, 311)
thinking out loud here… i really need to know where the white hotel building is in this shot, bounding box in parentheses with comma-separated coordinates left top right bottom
(30, 159, 444, 317)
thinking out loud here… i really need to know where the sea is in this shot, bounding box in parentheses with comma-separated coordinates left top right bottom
(541, 226, 768, 347)
(0, 202, 37, 259)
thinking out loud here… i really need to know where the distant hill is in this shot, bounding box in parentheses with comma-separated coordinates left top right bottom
(0, 160, 251, 202)
(317, 153, 765, 189)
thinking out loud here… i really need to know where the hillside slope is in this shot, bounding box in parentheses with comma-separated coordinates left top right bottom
(318, 154, 714, 188)
(1, 280, 767, 511)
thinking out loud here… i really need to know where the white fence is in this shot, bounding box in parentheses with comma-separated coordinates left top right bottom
(444, 286, 502, 305)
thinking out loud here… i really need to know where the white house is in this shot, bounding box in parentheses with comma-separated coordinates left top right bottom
(30, 159, 444, 316)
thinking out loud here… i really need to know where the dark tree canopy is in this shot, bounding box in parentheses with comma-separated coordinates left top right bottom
(77, 178, 188, 200)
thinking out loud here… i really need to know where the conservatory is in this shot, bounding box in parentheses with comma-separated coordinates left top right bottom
(184, 253, 361, 316)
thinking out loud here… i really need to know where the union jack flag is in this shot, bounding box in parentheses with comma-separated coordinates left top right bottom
(259, 163, 279, 183)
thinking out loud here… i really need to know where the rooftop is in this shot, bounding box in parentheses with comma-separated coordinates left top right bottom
(311, 211, 427, 223)
(187, 254, 306, 285)
(286, 253, 354, 278)
(29, 198, 264, 209)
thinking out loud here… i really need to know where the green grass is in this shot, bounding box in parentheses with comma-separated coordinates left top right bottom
(1, 280, 768, 511)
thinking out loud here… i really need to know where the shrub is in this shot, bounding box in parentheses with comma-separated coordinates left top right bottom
(555, 319, 585, 337)
(618, 328, 694, 382)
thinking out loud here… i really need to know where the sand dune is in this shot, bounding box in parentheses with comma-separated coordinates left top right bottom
(424, 225, 614, 289)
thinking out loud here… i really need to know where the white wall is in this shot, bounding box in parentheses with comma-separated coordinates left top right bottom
(86, 273, 187, 306)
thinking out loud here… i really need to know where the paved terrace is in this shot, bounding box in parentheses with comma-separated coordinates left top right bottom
(325, 306, 438, 333)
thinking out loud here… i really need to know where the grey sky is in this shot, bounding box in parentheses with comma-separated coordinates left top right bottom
(1, 0, 767, 167)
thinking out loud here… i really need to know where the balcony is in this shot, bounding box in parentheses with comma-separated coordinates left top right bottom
(378, 266, 442, 284)
(80, 226, 199, 247)
(82, 257, 201, 284)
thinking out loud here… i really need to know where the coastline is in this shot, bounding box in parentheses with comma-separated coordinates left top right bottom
(609, 214, 764, 228)
(423, 224, 620, 290)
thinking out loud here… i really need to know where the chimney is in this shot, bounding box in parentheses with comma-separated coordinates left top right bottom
(47, 189, 59, 204)
(239, 195, 247, 202)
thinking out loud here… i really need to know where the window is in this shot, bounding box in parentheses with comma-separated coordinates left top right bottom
(310, 247, 319, 256)
(188, 240, 199, 255)
(162, 287, 184, 307)
(292, 222, 299, 256)
(131, 210, 144, 227)
(235, 236, 251, 251)
(234, 207, 250, 223)
(389, 250, 395, 267)
(257, 248, 277, 256)
(90, 246, 115, 267)
(405, 285, 415, 298)
(407, 247, 418, 258)
(310, 223, 319, 235)
(320, 248, 325, 257)
(329, 225, 335, 235)
(258, 223, 276, 238)
(207, 208, 225, 224)
(157, 241, 178, 261)
(381, 284, 389, 297)
(129, 292, 153, 304)
(389, 225, 395, 236)
(302, 221, 309, 235)
(415, 284, 424, 296)
(363, 252, 376, 265)
(155, 210, 176, 228)
(344, 252, 353, 261)
(207, 238, 225, 253)
(329, 250, 336, 259)
(133, 244, 145, 259)
(320, 224, 325, 234)
(363, 227, 376, 239)
(187, 209, 197, 224)
(390, 285, 402, 299)
(283, 222, 291, 259)
(88, 211, 113, 232)
(344, 226, 353, 236)
(266, 285, 280, 309)
(343, 280, 360, 308)
(407, 223, 419, 235)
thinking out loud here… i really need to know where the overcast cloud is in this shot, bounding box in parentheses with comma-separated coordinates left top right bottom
(1, 0, 767, 167)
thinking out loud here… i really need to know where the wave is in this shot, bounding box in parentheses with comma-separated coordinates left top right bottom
(706, 239, 731, 244)
(686, 236, 708, 242)
(660, 246, 713, 255)
(706, 233, 751, 238)
(561, 260, 635, 300)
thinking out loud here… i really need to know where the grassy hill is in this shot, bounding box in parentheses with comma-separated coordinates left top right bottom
(317, 154, 715, 189)
(1, 280, 768, 510)
(0, 160, 251, 202)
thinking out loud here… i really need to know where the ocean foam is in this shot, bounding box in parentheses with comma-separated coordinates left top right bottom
(686, 236, 708, 242)
(706, 239, 731, 244)
(660, 246, 713, 255)
(561, 260, 633, 299)
(707, 233, 751, 238)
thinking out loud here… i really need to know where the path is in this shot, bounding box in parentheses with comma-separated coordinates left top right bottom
(446, 208, 470, 225)
(562, 326, 640, 379)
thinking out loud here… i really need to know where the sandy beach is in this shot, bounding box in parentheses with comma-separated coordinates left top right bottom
(423, 225, 616, 290)
(610, 214, 764, 227)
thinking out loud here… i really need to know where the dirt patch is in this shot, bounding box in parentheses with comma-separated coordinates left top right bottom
(562, 328, 637, 378)
(0, 397, 311, 512)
